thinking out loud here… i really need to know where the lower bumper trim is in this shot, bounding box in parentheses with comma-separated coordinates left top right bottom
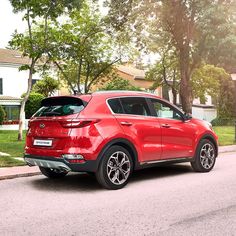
(25, 157, 71, 172)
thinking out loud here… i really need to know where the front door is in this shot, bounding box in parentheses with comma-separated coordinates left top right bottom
(148, 98, 197, 160)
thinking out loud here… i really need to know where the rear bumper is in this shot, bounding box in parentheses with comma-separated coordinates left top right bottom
(24, 154, 99, 172)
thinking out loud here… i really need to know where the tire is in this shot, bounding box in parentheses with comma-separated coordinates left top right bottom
(39, 167, 68, 178)
(95, 145, 133, 190)
(191, 139, 216, 172)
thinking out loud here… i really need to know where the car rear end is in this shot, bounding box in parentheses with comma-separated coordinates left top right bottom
(24, 95, 104, 172)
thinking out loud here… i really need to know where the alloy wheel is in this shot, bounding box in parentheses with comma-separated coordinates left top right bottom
(107, 151, 131, 185)
(200, 143, 215, 169)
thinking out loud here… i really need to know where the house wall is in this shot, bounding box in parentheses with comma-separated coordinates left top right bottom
(117, 71, 153, 89)
(192, 106, 217, 122)
(0, 63, 41, 98)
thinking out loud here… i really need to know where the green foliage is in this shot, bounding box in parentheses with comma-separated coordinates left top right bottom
(211, 118, 235, 127)
(25, 92, 45, 119)
(191, 64, 234, 118)
(217, 78, 235, 119)
(32, 76, 60, 97)
(43, 1, 134, 94)
(9, 0, 82, 17)
(9, 0, 82, 140)
(0, 106, 6, 125)
(146, 48, 180, 104)
(106, 0, 236, 113)
(191, 65, 229, 103)
(101, 77, 141, 91)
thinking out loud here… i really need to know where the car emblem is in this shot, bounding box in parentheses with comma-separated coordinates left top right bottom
(39, 123, 45, 129)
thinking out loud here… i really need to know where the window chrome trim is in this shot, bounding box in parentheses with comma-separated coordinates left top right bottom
(106, 96, 185, 120)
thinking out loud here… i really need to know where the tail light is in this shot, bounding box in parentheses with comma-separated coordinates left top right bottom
(59, 119, 100, 128)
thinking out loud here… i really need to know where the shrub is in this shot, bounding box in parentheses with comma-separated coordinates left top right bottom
(25, 92, 45, 119)
(0, 105, 6, 125)
(211, 117, 235, 126)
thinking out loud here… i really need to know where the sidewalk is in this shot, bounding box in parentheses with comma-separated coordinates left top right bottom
(0, 166, 40, 180)
(0, 145, 236, 181)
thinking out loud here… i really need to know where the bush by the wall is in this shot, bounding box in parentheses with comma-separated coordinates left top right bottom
(0, 105, 6, 125)
(211, 117, 235, 126)
(25, 92, 45, 119)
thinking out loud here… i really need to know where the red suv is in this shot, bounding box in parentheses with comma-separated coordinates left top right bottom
(24, 91, 218, 189)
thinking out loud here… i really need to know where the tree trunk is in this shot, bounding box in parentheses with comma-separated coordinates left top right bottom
(172, 88, 177, 105)
(179, 50, 192, 114)
(18, 61, 35, 141)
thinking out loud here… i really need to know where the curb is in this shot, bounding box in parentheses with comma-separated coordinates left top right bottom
(0, 165, 41, 181)
(0, 171, 41, 181)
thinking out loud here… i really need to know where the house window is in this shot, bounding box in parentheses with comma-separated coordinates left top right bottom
(0, 78, 3, 95)
(3, 105, 20, 120)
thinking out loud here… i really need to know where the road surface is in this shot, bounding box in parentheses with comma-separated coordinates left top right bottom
(1, 152, 236, 235)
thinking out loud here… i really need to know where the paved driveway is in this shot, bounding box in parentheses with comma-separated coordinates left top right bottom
(0, 152, 236, 235)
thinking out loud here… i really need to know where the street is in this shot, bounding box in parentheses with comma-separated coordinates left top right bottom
(1, 152, 236, 236)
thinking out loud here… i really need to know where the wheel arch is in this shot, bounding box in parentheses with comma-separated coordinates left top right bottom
(196, 133, 218, 158)
(96, 138, 139, 171)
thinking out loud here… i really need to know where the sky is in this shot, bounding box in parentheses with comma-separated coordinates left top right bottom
(0, 0, 26, 48)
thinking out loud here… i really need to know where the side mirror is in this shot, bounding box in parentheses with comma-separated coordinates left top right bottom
(184, 113, 192, 121)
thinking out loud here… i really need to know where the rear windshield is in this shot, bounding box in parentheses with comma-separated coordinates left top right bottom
(34, 97, 87, 117)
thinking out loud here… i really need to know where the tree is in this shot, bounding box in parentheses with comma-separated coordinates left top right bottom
(45, 2, 128, 94)
(146, 48, 180, 105)
(9, 0, 81, 140)
(25, 92, 45, 119)
(0, 106, 6, 125)
(105, 0, 236, 113)
(32, 76, 60, 97)
(101, 76, 141, 91)
(191, 64, 234, 118)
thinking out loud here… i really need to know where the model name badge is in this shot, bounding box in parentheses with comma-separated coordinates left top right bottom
(33, 139, 52, 147)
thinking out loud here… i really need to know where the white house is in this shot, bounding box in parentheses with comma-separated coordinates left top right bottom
(0, 48, 41, 129)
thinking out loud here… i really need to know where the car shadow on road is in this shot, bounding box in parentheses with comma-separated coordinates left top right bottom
(30, 163, 193, 192)
(30, 173, 102, 193)
(130, 163, 193, 183)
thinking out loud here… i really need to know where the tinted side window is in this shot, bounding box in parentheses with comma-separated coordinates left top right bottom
(120, 97, 151, 116)
(151, 99, 182, 120)
(108, 99, 124, 114)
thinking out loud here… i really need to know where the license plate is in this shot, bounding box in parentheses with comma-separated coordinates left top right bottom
(33, 139, 52, 147)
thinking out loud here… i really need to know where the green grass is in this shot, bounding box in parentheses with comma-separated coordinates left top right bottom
(0, 130, 26, 167)
(0, 156, 25, 167)
(213, 126, 236, 146)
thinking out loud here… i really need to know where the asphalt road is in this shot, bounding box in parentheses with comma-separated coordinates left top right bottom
(1, 152, 236, 236)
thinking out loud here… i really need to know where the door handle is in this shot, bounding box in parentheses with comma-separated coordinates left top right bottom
(161, 124, 171, 128)
(120, 121, 132, 126)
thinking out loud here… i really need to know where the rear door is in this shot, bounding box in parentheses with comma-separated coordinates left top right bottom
(108, 97, 162, 162)
(148, 98, 197, 159)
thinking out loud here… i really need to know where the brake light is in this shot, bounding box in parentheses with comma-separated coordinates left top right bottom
(59, 119, 100, 128)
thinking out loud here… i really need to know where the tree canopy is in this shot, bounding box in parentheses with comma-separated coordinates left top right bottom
(105, 0, 236, 113)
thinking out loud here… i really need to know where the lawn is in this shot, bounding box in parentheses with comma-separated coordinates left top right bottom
(0, 130, 26, 167)
(213, 126, 236, 146)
